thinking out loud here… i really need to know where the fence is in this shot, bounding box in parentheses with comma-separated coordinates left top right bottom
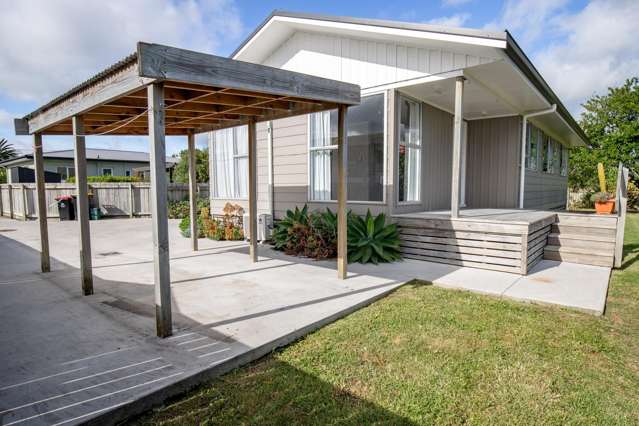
(0, 183, 209, 220)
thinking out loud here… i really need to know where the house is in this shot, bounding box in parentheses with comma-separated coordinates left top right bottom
(0, 148, 178, 183)
(207, 11, 586, 220)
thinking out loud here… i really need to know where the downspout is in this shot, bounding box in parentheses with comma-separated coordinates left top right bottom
(267, 120, 274, 218)
(519, 104, 557, 208)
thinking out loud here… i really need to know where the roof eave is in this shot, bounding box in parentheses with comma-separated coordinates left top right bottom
(503, 31, 588, 147)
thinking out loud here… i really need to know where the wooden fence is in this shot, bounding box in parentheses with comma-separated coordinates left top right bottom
(0, 183, 209, 220)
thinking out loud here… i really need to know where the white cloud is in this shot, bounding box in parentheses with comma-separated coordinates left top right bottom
(0, 0, 243, 103)
(533, 0, 639, 114)
(484, 0, 570, 45)
(427, 13, 471, 27)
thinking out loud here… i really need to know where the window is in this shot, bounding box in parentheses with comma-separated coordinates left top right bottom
(560, 146, 569, 176)
(398, 97, 421, 203)
(308, 93, 385, 202)
(211, 125, 248, 199)
(56, 166, 75, 181)
(541, 135, 551, 173)
(125, 169, 131, 177)
(526, 125, 539, 170)
(102, 168, 113, 176)
(552, 141, 561, 174)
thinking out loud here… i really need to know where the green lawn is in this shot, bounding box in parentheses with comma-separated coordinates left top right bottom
(135, 214, 639, 425)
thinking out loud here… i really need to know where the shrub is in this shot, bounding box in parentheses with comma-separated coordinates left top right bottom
(178, 216, 205, 238)
(198, 204, 244, 241)
(272, 205, 401, 263)
(347, 210, 401, 264)
(168, 198, 210, 219)
(628, 181, 639, 209)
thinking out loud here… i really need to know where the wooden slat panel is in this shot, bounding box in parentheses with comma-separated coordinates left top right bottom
(399, 227, 522, 243)
(403, 253, 521, 273)
(400, 233, 521, 250)
(400, 247, 521, 267)
(400, 241, 521, 259)
(395, 218, 526, 234)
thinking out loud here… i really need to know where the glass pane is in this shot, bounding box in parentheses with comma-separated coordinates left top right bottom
(234, 126, 248, 156)
(310, 149, 337, 201)
(398, 97, 421, 202)
(308, 94, 384, 202)
(527, 126, 538, 170)
(68, 167, 75, 178)
(56, 167, 67, 180)
(553, 141, 561, 174)
(234, 156, 248, 198)
(541, 135, 550, 173)
(346, 93, 384, 202)
(212, 128, 234, 198)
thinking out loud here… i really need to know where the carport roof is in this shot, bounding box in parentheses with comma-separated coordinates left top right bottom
(15, 42, 360, 137)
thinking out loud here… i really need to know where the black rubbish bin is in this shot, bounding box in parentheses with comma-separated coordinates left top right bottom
(56, 196, 76, 221)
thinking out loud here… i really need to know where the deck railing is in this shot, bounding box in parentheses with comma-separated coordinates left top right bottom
(0, 183, 209, 220)
(614, 162, 630, 267)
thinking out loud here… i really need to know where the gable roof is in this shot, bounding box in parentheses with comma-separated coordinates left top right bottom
(232, 10, 587, 146)
(0, 149, 177, 167)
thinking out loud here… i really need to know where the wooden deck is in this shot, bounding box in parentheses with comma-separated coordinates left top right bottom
(393, 209, 558, 274)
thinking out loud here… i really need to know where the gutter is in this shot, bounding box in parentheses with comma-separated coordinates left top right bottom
(519, 104, 557, 209)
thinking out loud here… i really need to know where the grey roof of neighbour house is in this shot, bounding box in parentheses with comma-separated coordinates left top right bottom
(0, 148, 178, 167)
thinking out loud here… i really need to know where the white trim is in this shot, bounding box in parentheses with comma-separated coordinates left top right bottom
(519, 104, 557, 208)
(466, 112, 519, 121)
(306, 91, 388, 204)
(234, 16, 507, 60)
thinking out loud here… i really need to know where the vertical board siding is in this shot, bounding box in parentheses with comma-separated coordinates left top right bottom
(524, 170, 568, 209)
(262, 31, 497, 89)
(422, 103, 454, 211)
(465, 116, 521, 208)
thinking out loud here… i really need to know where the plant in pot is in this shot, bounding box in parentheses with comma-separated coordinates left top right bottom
(591, 162, 615, 214)
(591, 192, 615, 214)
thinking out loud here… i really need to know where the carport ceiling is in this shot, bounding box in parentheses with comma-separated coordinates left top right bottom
(16, 42, 360, 136)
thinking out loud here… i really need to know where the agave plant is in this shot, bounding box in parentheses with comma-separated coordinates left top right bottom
(347, 210, 401, 264)
(272, 205, 309, 250)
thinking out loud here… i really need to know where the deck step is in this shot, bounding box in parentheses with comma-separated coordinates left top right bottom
(547, 233, 616, 251)
(551, 224, 617, 239)
(543, 245, 613, 267)
(554, 213, 618, 229)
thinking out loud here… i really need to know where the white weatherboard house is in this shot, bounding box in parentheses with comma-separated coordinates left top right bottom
(205, 11, 623, 275)
(208, 11, 585, 219)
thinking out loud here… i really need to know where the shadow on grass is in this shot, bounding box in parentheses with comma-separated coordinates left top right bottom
(621, 243, 639, 270)
(132, 357, 416, 426)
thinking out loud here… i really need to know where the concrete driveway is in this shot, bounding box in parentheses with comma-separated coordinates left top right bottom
(0, 217, 610, 424)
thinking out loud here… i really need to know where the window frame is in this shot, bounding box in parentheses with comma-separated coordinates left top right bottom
(101, 168, 113, 176)
(210, 126, 249, 200)
(306, 90, 387, 205)
(396, 93, 422, 206)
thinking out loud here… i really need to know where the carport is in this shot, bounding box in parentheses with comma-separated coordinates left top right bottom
(14, 42, 360, 337)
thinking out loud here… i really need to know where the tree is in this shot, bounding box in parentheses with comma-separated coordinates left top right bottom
(0, 138, 17, 161)
(172, 147, 209, 184)
(570, 77, 639, 190)
(0, 138, 17, 184)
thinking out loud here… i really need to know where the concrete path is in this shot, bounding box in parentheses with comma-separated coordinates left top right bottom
(0, 217, 610, 424)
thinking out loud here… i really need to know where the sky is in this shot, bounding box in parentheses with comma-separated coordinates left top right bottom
(1, 0, 637, 155)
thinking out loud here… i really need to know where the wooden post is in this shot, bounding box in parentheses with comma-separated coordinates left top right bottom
(34, 134, 50, 272)
(248, 119, 258, 262)
(337, 105, 348, 279)
(128, 183, 134, 218)
(614, 163, 629, 268)
(21, 184, 28, 220)
(8, 184, 13, 219)
(187, 131, 198, 251)
(148, 82, 172, 338)
(73, 116, 93, 295)
(450, 76, 465, 218)
(0, 185, 3, 216)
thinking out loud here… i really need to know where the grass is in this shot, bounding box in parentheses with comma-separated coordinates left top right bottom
(134, 214, 639, 425)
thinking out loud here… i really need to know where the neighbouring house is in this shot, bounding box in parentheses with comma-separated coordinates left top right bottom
(0, 148, 178, 183)
(207, 11, 585, 219)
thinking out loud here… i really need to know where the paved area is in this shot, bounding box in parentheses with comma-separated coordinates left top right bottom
(0, 217, 610, 424)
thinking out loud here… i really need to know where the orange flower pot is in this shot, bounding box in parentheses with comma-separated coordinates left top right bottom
(594, 200, 615, 214)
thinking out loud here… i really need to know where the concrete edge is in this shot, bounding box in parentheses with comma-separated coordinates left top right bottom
(87, 281, 407, 425)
